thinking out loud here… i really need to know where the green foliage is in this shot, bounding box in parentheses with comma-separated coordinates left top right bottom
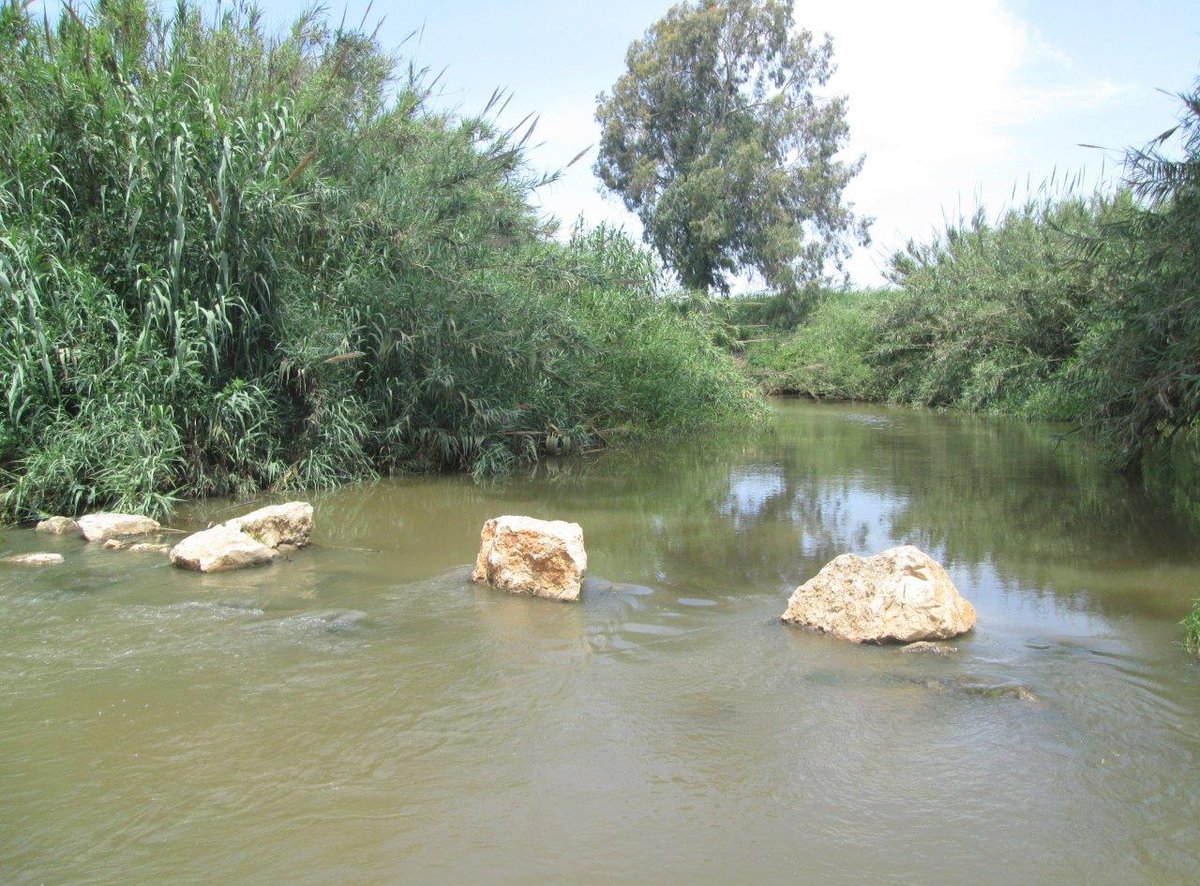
(0, 0, 755, 521)
(1060, 82, 1200, 474)
(594, 0, 868, 295)
(742, 289, 887, 399)
(879, 196, 1115, 414)
(748, 93, 1200, 517)
(1185, 600, 1200, 657)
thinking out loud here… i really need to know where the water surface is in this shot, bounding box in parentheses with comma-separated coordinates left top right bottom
(3, 400, 1199, 883)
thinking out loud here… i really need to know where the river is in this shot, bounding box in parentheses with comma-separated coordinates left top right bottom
(3, 399, 1199, 883)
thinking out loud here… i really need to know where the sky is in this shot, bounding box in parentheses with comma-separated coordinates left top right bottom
(96, 1, 1200, 286)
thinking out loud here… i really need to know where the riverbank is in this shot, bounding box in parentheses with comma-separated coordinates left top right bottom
(723, 180, 1200, 529)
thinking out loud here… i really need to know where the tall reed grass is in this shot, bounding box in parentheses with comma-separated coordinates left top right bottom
(0, 0, 755, 521)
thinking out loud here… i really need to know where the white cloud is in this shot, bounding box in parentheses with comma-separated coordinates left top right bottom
(795, 0, 1125, 282)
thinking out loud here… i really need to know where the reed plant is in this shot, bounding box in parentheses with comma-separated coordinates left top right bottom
(0, 0, 754, 521)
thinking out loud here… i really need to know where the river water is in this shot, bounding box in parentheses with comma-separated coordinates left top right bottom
(3, 400, 1200, 883)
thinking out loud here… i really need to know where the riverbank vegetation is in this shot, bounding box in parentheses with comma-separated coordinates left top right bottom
(735, 81, 1200, 520)
(0, 1, 757, 522)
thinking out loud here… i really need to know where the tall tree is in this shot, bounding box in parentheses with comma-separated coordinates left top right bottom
(595, 0, 868, 294)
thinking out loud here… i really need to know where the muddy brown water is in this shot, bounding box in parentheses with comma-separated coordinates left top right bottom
(3, 400, 1200, 883)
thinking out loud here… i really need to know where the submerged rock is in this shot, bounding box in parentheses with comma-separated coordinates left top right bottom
(77, 512, 161, 543)
(105, 537, 169, 554)
(900, 640, 959, 655)
(128, 542, 172, 555)
(170, 524, 277, 573)
(898, 674, 1038, 702)
(225, 501, 313, 549)
(3, 552, 65, 566)
(963, 683, 1039, 702)
(471, 515, 587, 602)
(36, 516, 80, 535)
(781, 545, 976, 644)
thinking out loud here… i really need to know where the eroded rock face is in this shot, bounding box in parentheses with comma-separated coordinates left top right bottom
(781, 545, 976, 644)
(225, 501, 313, 549)
(77, 513, 161, 543)
(3, 552, 64, 566)
(36, 516, 80, 535)
(169, 524, 277, 573)
(471, 515, 587, 602)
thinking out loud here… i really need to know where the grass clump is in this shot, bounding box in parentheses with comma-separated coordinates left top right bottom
(741, 289, 886, 400)
(1185, 601, 1200, 657)
(0, 0, 755, 521)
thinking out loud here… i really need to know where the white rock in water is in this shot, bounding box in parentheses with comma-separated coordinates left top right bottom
(225, 501, 313, 549)
(77, 512, 161, 543)
(3, 552, 65, 566)
(782, 545, 976, 644)
(471, 515, 587, 602)
(169, 524, 277, 573)
(36, 516, 80, 535)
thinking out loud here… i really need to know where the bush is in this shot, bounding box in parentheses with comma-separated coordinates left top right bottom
(742, 289, 888, 399)
(878, 196, 1118, 414)
(1060, 82, 1200, 475)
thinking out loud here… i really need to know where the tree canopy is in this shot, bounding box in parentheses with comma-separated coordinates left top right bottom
(594, 0, 868, 295)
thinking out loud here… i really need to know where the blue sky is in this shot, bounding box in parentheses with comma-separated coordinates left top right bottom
(48, 1, 1200, 286)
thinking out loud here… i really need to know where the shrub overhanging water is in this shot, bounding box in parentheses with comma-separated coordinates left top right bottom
(0, 1, 757, 521)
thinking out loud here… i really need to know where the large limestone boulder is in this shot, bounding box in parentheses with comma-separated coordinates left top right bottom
(169, 524, 277, 573)
(471, 515, 587, 602)
(36, 516, 80, 535)
(225, 501, 313, 549)
(3, 552, 64, 566)
(782, 545, 976, 644)
(77, 512, 161, 543)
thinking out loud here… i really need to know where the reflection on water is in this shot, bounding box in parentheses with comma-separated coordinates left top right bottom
(2, 399, 1200, 883)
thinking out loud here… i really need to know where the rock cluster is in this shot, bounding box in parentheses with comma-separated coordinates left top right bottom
(169, 502, 313, 573)
(19, 503, 313, 574)
(781, 545, 976, 644)
(472, 515, 587, 602)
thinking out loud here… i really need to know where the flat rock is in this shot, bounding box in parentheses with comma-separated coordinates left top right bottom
(170, 524, 277, 573)
(225, 501, 313, 548)
(782, 545, 976, 644)
(471, 515, 587, 602)
(78, 512, 161, 543)
(36, 516, 80, 535)
(3, 552, 65, 566)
